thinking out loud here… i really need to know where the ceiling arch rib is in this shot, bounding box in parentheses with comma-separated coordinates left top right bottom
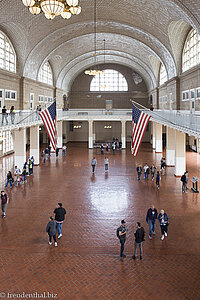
(59, 54, 156, 92)
(23, 31, 175, 89)
(168, 20, 191, 75)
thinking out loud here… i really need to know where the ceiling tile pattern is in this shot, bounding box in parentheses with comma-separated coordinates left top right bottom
(0, 0, 199, 90)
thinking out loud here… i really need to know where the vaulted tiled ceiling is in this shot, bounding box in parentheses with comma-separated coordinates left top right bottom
(0, 0, 199, 91)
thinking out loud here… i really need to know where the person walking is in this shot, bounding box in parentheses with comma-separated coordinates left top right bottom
(91, 157, 97, 173)
(46, 216, 58, 246)
(1, 190, 9, 218)
(41, 150, 46, 164)
(54, 203, 66, 239)
(158, 209, 169, 240)
(146, 205, 158, 239)
(5, 171, 13, 188)
(117, 220, 127, 262)
(101, 144, 104, 155)
(143, 163, 150, 180)
(112, 143, 116, 155)
(28, 159, 33, 175)
(132, 222, 145, 260)
(104, 157, 109, 173)
(1, 106, 8, 126)
(181, 172, 187, 193)
(56, 147, 59, 158)
(150, 165, 156, 181)
(10, 106, 15, 124)
(62, 145, 67, 156)
(48, 145, 51, 157)
(160, 157, 166, 175)
(136, 164, 142, 181)
(156, 171, 161, 190)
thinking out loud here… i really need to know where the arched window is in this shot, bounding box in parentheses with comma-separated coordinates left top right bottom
(159, 63, 167, 86)
(38, 61, 53, 86)
(90, 69, 128, 91)
(0, 31, 16, 73)
(182, 29, 200, 72)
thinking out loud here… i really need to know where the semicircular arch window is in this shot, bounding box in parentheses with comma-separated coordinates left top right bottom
(0, 31, 16, 73)
(90, 69, 128, 92)
(182, 29, 200, 72)
(38, 61, 53, 86)
(159, 63, 167, 86)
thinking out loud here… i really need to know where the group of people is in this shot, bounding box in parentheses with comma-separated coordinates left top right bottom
(41, 145, 67, 164)
(91, 157, 109, 173)
(46, 203, 66, 247)
(136, 158, 166, 190)
(117, 206, 169, 261)
(100, 138, 122, 155)
(5, 157, 34, 189)
(1, 105, 15, 125)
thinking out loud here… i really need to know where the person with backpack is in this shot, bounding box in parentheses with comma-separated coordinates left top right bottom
(5, 171, 13, 188)
(28, 159, 33, 175)
(117, 220, 127, 262)
(150, 165, 156, 181)
(132, 222, 145, 260)
(136, 164, 142, 181)
(46, 216, 57, 246)
(156, 171, 161, 190)
(181, 172, 187, 193)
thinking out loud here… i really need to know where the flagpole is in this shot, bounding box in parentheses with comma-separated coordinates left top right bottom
(130, 99, 180, 128)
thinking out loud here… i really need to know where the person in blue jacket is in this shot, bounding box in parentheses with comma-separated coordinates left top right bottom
(146, 205, 158, 239)
(158, 209, 169, 240)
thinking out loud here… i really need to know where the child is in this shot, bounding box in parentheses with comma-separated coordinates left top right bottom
(46, 216, 57, 247)
(156, 171, 161, 190)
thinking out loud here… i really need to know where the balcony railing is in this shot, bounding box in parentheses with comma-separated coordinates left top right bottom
(0, 108, 200, 138)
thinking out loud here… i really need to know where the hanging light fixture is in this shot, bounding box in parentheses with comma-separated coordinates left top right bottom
(21, 0, 81, 20)
(84, 0, 103, 76)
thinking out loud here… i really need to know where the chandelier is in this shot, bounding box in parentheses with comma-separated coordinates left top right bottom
(84, 0, 103, 76)
(22, 0, 81, 20)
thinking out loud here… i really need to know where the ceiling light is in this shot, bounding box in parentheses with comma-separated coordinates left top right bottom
(21, 0, 81, 19)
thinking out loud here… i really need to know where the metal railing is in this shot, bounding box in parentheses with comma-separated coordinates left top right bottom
(0, 108, 200, 137)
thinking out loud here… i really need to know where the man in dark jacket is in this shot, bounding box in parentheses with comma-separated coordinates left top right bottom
(146, 205, 158, 239)
(117, 220, 127, 262)
(54, 203, 66, 239)
(1, 190, 9, 218)
(46, 216, 57, 246)
(132, 222, 145, 260)
(181, 172, 187, 193)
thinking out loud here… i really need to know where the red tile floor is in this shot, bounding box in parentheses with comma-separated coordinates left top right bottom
(0, 143, 200, 300)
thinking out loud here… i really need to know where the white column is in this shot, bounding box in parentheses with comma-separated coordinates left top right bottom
(166, 127, 175, 166)
(30, 125, 40, 165)
(121, 120, 126, 149)
(174, 130, 186, 176)
(152, 122, 156, 149)
(14, 128, 26, 171)
(93, 121, 96, 143)
(57, 121, 63, 148)
(155, 123, 162, 153)
(88, 120, 93, 149)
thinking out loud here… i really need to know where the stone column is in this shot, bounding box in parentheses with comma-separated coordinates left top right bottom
(152, 122, 156, 149)
(174, 130, 186, 176)
(93, 121, 96, 144)
(166, 127, 175, 166)
(14, 128, 26, 171)
(155, 123, 162, 153)
(121, 120, 126, 149)
(30, 125, 40, 165)
(57, 121, 63, 148)
(88, 120, 93, 149)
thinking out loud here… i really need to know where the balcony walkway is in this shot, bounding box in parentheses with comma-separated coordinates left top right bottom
(0, 109, 200, 138)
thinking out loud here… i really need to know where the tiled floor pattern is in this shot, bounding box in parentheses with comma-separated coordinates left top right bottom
(0, 143, 200, 299)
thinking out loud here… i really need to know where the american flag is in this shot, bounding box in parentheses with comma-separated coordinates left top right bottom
(39, 101, 57, 150)
(131, 104, 151, 156)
